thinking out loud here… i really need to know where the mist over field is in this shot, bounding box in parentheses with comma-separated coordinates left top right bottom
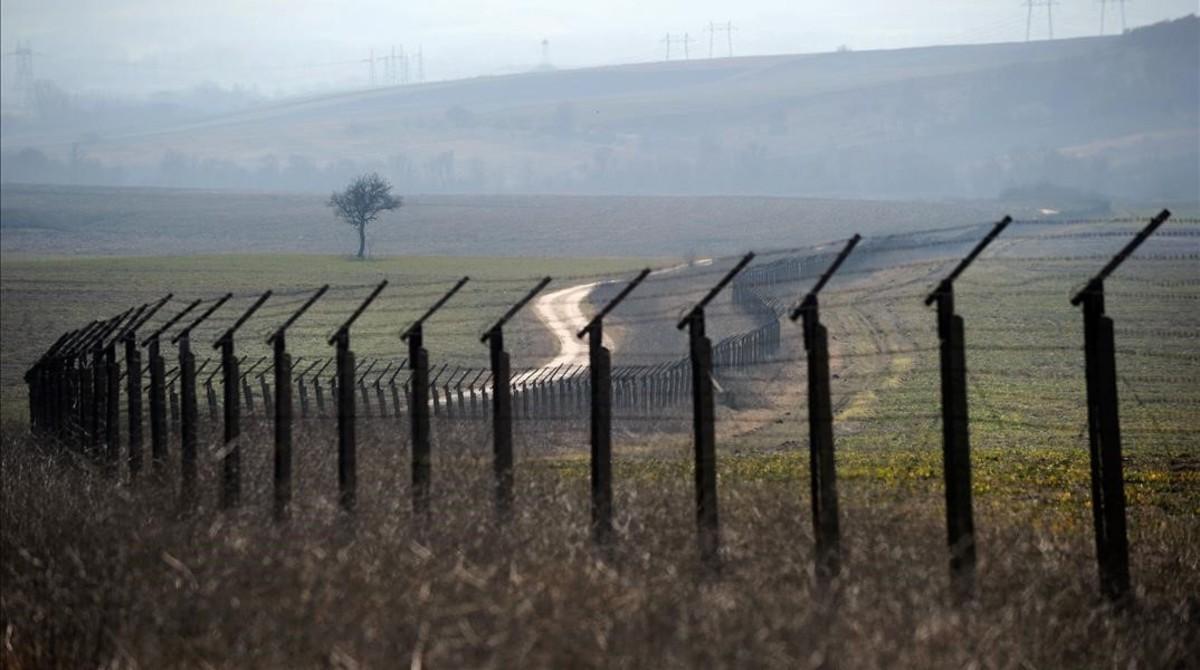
(3, 11, 1198, 206)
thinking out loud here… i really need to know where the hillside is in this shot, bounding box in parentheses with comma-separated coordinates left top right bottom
(2, 17, 1197, 201)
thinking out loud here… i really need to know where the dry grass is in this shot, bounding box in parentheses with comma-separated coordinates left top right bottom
(3, 220, 1197, 667)
(2, 417, 1197, 669)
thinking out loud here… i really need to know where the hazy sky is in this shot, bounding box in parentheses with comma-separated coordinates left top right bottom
(2, 0, 1196, 98)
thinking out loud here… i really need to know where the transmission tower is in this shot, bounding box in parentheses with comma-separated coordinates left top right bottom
(1023, 0, 1058, 41)
(710, 21, 735, 57)
(4, 41, 35, 111)
(661, 33, 693, 61)
(1098, 0, 1130, 35)
(704, 21, 736, 58)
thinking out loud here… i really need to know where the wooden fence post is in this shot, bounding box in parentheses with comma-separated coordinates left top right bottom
(790, 236, 859, 587)
(1070, 209, 1169, 602)
(241, 357, 263, 416)
(213, 291, 270, 510)
(924, 216, 1010, 600)
(260, 367, 274, 419)
(677, 254, 755, 569)
(328, 280, 387, 514)
(124, 295, 170, 480)
(313, 359, 331, 416)
(401, 278, 473, 521)
(266, 286, 328, 523)
(173, 294, 231, 509)
(142, 299, 200, 478)
(578, 268, 650, 547)
(373, 362, 392, 419)
(103, 335, 124, 474)
(482, 277, 551, 523)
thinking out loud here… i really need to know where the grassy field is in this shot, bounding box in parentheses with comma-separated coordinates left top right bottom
(0, 183, 1057, 258)
(0, 254, 661, 422)
(1, 219, 1197, 667)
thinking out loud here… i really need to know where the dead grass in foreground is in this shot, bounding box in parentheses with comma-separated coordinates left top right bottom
(1, 425, 1197, 669)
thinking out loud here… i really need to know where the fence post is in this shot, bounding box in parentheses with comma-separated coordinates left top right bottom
(80, 322, 112, 443)
(204, 367, 220, 420)
(90, 335, 106, 458)
(141, 300, 200, 477)
(59, 331, 83, 438)
(313, 359, 332, 416)
(481, 277, 551, 522)
(212, 291, 270, 510)
(240, 357, 263, 416)
(328, 280, 387, 513)
(31, 330, 81, 438)
(60, 326, 89, 445)
(1070, 208, 1169, 603)
(388, 364, 406, 418)
(147, 340, 165, 472)
(24, 331, 66, 435)
(578, 269, 651, 547)
(678, 254, 755, 569)
(89, 311, 135, 459)
(372, 362, 393, 419)
(265, 285, 328, 521)
(790, 236, 859, 587)
(173, 294, 232, 510)
(123, 295, 171, 480)
(354, 359, 375, 418)
(297, 360, 319, 419)
(103, 328, 127, 474)
(395, 277, 468, 519)
(167, 370, 180, 431)
(259, 366, 274, 419)
(924, 216, 1010, 600)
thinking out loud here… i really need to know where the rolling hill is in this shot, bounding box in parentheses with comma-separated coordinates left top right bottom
(2, 16, 1197, 201)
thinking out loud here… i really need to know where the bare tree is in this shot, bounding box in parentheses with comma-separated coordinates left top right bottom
(328, 173, 402, 259)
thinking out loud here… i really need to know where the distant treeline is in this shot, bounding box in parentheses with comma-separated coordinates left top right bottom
(3, 138, 1194, 203)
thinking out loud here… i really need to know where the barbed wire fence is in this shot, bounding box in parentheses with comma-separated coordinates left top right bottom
(20, 211, 1200, 603)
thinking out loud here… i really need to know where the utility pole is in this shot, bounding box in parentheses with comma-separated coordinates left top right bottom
(417, 46, 424, 82)
(707, 22, 715, 58)
(683, 33, 692, 60)
(1023, 0, 1057, 41)
(662, 33, 673, 60)
(540, 39, 550, 68)
(369, 48, 376, 86)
